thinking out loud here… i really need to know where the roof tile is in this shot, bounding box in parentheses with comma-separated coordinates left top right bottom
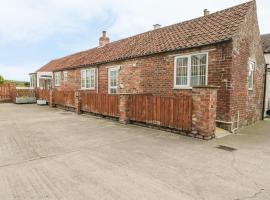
(261, 34, 270, 53)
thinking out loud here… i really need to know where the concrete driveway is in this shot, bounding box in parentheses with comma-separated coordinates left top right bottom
(0, 103, 270, 200)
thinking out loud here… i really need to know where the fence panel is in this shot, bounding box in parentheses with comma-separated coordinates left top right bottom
(129, 94, 192, 131)
(54, 90, 75, 108)
(0, 84, 14, 101)
(35, 89, 50, 103)
(15, 89, 35, 97)
(80, 93, 119, 117)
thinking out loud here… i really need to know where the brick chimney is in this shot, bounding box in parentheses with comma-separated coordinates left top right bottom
(99, 31, 110, 46)
(153, 24, 161, 30)
(204, 9, 210, 16)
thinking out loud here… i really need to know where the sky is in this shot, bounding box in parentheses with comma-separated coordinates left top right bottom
(0, 0, 269, 81)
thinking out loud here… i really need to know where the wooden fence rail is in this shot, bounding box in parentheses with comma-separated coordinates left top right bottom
(80, 93, 119, 117)
(129, 94, 192, 131)
(54, 90, 75, 108)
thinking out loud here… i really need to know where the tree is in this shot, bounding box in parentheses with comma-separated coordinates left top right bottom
(0, 75, 4, 84)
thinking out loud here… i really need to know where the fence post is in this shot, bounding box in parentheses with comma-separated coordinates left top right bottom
(49, 89, 55, 108)
(191, 86, 218, 140)
(75, 91, 81, 114)
(9, 83, 16, 103)
(119, 94, 130, 124)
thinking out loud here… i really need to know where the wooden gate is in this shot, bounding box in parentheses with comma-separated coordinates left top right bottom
(129, 94, 192, 131)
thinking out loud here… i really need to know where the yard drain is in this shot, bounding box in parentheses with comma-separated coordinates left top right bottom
(216, 145, 237, 152)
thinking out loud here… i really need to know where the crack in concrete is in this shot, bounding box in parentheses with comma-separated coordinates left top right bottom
(234, 188, 264, 200)
(231, 152, 265, 200)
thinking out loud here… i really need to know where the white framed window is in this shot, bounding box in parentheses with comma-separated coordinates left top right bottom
(108, 67, 119, 94)
(63, 71, 68, 82)
(54, 72, 61, 86)
(81, 68, 95, 89)
(248, 60, 255, 90)
(174, 53, 208, 88)
(30, 74, 36, 88)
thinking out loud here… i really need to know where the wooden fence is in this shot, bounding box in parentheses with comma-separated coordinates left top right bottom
(35, 89, 50, 103)
(0, 84, 15, 101)
(80, 93, 119, 117)
(15, 89, 35, 97)
(129, 94, 192, 131)
(54, 90, 75, 108)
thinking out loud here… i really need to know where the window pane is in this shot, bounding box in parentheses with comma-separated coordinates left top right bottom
(248, 62, 254, 89)
(81, 71, 86, 88)
(110, 71, 116, 86)
(110, 88, 117, 94)
(90, 69, 95, 88)
(109, 69, 118, 94)
(176, 57, 188, 86)
(86, 70, 91, 88)
(55, 72, 61, 86)
(191, 54, 207, 86)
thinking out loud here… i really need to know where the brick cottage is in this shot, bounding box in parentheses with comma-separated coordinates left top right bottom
(31, 1, 266, 134)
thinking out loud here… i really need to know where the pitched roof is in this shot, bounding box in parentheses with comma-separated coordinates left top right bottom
(261, 34, 270, 53)
(37, 1, 254, 72)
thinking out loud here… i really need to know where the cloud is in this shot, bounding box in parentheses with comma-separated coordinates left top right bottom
(2, 0, 269, 45)
(0, 63, 44, 81)
(0, 0, 269, 81)
(0, 0, 110, 44)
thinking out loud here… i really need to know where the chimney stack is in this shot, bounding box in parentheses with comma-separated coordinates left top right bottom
(153, 24, 161, 30)
(99, 31, 110, 46)
(204, 9, 210, 16)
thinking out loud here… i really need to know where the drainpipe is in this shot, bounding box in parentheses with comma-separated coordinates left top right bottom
(262, 63, 269, 120)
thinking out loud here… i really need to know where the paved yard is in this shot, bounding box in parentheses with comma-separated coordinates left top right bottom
(0, 103, 270, 200)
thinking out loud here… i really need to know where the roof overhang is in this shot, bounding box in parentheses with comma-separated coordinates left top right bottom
(39, 75, 52, 79)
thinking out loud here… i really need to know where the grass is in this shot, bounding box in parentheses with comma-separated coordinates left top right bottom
(4, 80, 30, 87)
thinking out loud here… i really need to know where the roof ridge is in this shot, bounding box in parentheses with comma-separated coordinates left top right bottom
(102, 1, 254, 47)
(36, 1, 254, 72)
(51, 0, 254, 63)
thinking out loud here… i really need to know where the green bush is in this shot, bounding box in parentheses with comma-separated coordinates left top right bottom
(0, 75, 4, 84)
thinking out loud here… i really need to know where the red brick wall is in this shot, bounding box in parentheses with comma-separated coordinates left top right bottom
(54, 42, 234, 127)
(230, 3, 265, 128)
(52, 14, 265, 130)
(138, 43, 233, 124)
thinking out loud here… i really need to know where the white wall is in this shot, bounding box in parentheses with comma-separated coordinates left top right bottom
(265, 53, 270, 115)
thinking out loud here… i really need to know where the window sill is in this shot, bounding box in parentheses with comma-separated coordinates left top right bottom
(173, 87, 192, 90)
(80, 88, 95, 91)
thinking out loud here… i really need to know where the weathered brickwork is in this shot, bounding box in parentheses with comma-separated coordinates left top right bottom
(54, 42, 232, 125)
(230, 3, 265, 129)
(191, 86, 217, 139)
(50, 3, 265, 132)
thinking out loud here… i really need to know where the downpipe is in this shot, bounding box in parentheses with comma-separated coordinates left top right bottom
(262, 63, 269, 120)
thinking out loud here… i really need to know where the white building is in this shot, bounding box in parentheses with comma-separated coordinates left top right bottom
(262, 34, 270, 115)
